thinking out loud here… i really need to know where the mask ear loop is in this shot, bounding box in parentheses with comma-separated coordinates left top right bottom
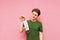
(23, 20, 29, 31)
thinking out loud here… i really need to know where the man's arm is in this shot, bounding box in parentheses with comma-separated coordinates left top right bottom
(19, 16, 25, 33)
(19, 22, 25, 33)
(39, 32, 43, 40)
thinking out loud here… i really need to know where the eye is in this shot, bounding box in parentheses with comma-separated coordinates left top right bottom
(35, 14, 37, 16)
(33, 13, 35, 16)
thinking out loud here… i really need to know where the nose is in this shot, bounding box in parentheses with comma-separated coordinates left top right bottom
(32, 14, 35, 17)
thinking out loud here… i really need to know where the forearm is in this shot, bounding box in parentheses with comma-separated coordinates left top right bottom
(39, 32, 43, 40)
(20, 22, 24, 33)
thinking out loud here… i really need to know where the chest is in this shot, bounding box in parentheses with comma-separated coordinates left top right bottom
(28, 22, 39, 31)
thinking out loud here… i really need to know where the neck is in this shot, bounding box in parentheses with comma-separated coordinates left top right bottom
(31, 19, 37, 22)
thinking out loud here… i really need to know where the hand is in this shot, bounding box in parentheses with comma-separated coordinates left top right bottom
(19, 16, 25, 22)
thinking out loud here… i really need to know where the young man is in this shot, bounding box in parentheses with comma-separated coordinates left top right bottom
(19, 8, 43, 40)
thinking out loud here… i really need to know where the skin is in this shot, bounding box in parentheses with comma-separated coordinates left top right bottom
(31, 11, 38, 21)
(19, 16, 25, 22)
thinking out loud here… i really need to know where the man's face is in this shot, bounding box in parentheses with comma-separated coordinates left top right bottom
(31, 11, 38, 20)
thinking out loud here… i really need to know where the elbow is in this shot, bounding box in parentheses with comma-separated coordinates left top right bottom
(19, 29, 24, 33)
(19, 30, 22, 33)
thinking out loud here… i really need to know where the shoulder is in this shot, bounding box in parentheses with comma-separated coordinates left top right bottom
(26, 20, 31, 23)
(27, 20, 30, 21)
(36, 21, 42, 26)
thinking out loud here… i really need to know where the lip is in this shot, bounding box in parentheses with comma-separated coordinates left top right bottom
(33, 17, 35, 18)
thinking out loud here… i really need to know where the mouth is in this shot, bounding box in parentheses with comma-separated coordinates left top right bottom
(33, 17, 35, 18)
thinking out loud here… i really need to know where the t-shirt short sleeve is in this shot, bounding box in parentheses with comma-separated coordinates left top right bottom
(38, 22, 43, 32)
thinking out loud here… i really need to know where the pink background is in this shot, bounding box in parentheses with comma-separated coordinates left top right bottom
(0, 0, 60, 40)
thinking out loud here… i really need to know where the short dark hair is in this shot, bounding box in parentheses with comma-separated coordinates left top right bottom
(32, 8, 41, 16)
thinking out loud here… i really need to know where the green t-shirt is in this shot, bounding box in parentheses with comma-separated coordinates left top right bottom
(26, 20, 43, 40)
